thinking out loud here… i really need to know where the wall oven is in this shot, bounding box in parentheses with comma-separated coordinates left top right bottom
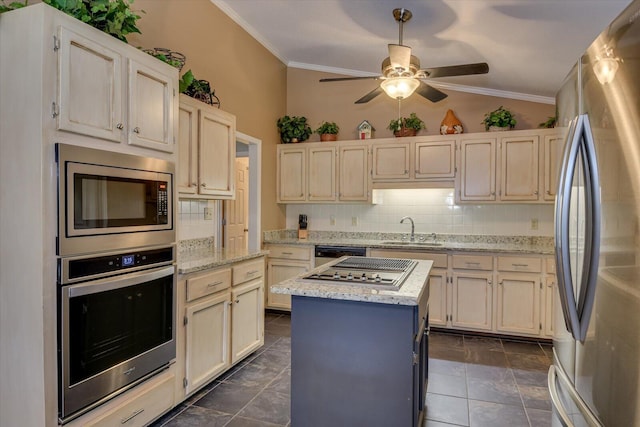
(58, 245, 176, 423)
(56, 143, 174, 256)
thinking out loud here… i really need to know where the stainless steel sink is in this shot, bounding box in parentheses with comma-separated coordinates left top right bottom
(380, 241, 443, 247)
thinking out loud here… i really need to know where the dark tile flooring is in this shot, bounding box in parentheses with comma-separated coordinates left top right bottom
(152, 312, 553, 427)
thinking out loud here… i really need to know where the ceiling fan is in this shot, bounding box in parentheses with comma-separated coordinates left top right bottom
(320, 8, 490, 104)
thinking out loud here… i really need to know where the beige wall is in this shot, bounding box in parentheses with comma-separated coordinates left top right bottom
(287, 68, 556, 141)
(128, 0, 287, 234)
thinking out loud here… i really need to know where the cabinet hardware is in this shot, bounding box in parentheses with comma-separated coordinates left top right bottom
(191, 182, 197, 186)
(412, 352, 419, 365)
(121, 408, 144, 424)
(132, 127, 140, 134)
(281, 252, 293, 255)
(51, 102, 59, 118)
(53, 35, 60, 51)
(546, 190, 552, 195)
(201, 183, 207, 187)
(183, 378, 188, 388)
(534, 190, 539, 195)
(116, 123, 124, 130)
(246, 270, 259, 275)
(235, 299, 240, 304)
(183, 316, 188, 326)
(511, 263, 529, 268)
(207, 281, 223, 287)
(499, 280, 503, 285)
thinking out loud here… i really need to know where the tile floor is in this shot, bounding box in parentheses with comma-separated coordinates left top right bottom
(152, 312, 553, 427)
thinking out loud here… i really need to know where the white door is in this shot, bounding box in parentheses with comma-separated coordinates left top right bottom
(224, 157, 249, 251)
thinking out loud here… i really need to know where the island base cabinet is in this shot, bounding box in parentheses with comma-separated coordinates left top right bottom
(291, 296, 426, 427)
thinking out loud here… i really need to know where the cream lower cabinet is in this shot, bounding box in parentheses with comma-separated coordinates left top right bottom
(544, 257, 558, 337)
(231, 259, 265, 363)
(451, 271, 494, 332)
(266, 244, 313, 310)
(178, 95, 236, 199)
(495, 273, 541, 335)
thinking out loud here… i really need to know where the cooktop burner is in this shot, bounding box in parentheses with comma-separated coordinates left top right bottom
(302, 256, 417, 290)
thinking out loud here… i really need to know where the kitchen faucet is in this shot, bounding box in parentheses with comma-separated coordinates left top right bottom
(400, 216, 415, 241)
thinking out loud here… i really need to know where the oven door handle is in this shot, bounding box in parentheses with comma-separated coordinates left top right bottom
(66, 265, 175, 297)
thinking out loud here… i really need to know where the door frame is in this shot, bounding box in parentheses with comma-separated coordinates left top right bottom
(234, 131, 261, 252)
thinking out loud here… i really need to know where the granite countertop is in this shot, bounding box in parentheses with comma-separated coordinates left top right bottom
(178, 238, 268, 275)
(270, 258, 433, 306)
(263, 230, 555, 255)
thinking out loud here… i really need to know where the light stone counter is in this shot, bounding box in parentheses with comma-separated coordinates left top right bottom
(270, 258, 433, 306)
(264, 230, 554, 255)
(178, 238, 268, 275)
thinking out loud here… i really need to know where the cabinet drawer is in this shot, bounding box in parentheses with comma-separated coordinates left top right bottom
(268, 245, 312, 261)
(546, 257, 556, 275)
(186, 268, 231, 302)
(81, 372, 174, 427)
(497, 256, 542, 273)
(233, 258, 265, 285)
(452, 254, 493, 271)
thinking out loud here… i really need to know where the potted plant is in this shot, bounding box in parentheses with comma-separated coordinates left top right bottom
(388, 112, 426, 137)
(539, 116, 557, 128)
(0, 1, 27, 13)
(277, 115, 312, 143)
(179, 70, 221, 107)
(482, 106, 516, 131)
(315, 121, 339, 142)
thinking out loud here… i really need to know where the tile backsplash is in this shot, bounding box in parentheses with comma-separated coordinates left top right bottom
(178, 199, 220, 241)
(286, 188, 554, 236)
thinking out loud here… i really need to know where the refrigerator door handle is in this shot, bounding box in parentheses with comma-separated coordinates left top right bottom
(576, 114, 601, 342)
(555, 116, 582, 338)
(548, 366, 573, 427)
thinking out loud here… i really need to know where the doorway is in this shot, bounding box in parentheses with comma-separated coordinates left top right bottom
(223, 132, 261, 252)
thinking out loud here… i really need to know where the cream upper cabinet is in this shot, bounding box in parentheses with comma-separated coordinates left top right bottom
(56, 25, 177, 153)
(57, 26, 123, 142)
(127, 59, 175, 152)
(415, 140, 456, 180)
(371, 142, 410, 180)
(277, 145, 306, 202)
(338, 143, 370, 202)
(458, 137, 497, 202)
(499, 135, 539, 201)
(308, 146, 337, 201)
(542, 132, 566, 201)
(178, 95, 236, 199)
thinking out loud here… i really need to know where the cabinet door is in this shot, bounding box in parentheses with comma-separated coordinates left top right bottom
(278, 147, 306, 202)
(542, 132, 565, 201)
(428, 269, 448, 327)
(499, 135, 539, 201)
(128, 59, 175, 152)
(458, 138, 496, 202)
(415, 140, 456, 179)
(371, 143, 410, 180)
(199, 108, 236, 198)
(231, 280, 264, 363)
(57, 26, 123, 142)
(544, 276, 557, 337)
(495, 273, 541, 336)
(184, 292, 231, 395)
(178, 101, 198, 194)
(308, 146, 336, 201)
(267, 260, 310, 310)
(338, 144, 370, 201)
(451, 272, 493, 331)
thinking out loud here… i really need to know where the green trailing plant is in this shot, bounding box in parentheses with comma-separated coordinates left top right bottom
(481, 106, 516, 130)
(277, 115, 313, 143)
(0, 0, 28, 13)
(314, 121, 339, 135)
(179, 70, 220, 107)
(43, 0, 143, 42)
(142, 48, 185, 70)
(388, 112, 426, 133)
(539, 116, 557, 128)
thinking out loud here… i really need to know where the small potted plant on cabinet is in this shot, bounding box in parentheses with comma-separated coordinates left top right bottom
(315, 121, 339, 142)
(277, 115, 313, 143)
(388, 112, 426, 137)
(482, 106, 517, 131)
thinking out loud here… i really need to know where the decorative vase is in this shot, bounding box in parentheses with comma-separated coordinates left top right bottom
(440, 109, 463, 135)
(488, 126, 509, 132)
(290, 138, 299, 143)
(320, 133, 338, 142)
(394, 127, 417, 137)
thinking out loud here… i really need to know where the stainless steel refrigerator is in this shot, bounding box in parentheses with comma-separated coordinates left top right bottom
(550, 1, 640, 425)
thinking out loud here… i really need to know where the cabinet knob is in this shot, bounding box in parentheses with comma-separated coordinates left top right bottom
(133, 127, 140, 134)
(116, 123, 124, 130)
(534, 190, 539, 195)
(201, 183, 207, 187)
(546, 190, 552, 195)
(191, 182, 197, 186)
(235, 299, 240, 304)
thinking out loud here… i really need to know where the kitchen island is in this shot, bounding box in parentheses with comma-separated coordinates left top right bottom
(271, 258, 432, 427)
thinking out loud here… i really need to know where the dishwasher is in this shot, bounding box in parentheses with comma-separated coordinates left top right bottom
(314, 245, 366, 267)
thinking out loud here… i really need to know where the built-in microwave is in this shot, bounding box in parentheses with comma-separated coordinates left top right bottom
(56, 144, 175, 256)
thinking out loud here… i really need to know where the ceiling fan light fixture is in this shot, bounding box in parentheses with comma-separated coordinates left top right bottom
(381, 77, 420, 99)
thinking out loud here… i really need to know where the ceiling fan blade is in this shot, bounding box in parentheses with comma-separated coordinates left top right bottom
(416, 81, 448, 103)
(320, 76, 382, 82)
(355, 86, 384, 104)
(421, 62, 489, 78)
(388, 44, 411, 70)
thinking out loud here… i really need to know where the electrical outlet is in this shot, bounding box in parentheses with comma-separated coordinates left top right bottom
(531, 218, 538, 230)
(330, 215, 336, 226)
(204, 207, 213, 220)
(352, 216, 358, 226)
